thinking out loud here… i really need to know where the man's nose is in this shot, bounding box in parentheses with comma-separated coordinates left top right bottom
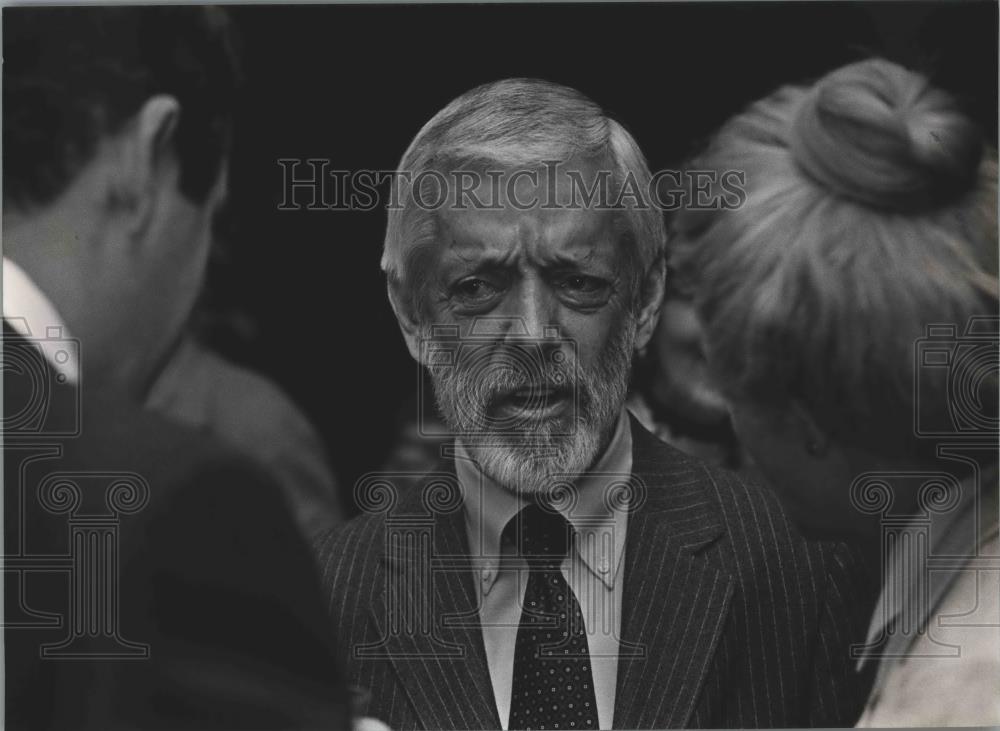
(506, 277, 556, 340)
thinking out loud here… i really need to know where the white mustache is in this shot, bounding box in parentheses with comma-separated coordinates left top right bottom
(467, 373, 580, 416)
(430, 315, 637, 437)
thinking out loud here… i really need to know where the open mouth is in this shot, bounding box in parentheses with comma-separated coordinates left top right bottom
(491, 384, 572, 420)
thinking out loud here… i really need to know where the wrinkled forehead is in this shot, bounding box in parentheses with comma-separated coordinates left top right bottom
(429, 155, 617, 206)
(429, 157, 623, 267)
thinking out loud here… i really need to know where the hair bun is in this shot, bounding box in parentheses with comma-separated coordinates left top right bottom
(789, 58, 983, 211)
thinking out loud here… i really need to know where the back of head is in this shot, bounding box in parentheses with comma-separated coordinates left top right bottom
(3, 6, 239, 211)
(671, 58, 998, 461)
(790, 59, 985, 211)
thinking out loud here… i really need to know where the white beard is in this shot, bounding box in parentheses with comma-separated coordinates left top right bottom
(429, 316, 636, 497)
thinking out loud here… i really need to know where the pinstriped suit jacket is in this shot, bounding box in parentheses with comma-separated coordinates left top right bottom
(316, 417, 873, 729)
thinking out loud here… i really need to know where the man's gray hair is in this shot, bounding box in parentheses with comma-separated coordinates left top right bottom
(381, 78, 666, 309)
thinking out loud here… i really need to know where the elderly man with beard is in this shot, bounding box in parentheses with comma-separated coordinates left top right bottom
(317, 79, 872, 730)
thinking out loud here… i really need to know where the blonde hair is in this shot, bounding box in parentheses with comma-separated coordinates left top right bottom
(671, 58, 998, 459)
(381, 78, 666, 316)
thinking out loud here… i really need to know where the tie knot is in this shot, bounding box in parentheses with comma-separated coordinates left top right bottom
(503, 503, 572, 565)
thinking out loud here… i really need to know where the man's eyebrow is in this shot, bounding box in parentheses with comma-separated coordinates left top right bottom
(536, 250, 609, 270)
(442, 246, 519, 271)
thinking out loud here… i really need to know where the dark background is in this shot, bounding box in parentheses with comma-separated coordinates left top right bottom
(201, 2, 998, 515)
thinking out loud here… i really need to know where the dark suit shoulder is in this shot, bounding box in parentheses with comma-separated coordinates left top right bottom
(79, 387, 258, 481)
(6, 379, 351, 728)
(631, 415, 844, 585)
(313, 508, 388, 621)
(316, 506, 387, 565)
(313, 466, 445, 589)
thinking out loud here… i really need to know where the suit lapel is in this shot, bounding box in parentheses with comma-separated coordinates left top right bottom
(613, 418, 735, 729)
(365, 469, 500, 730)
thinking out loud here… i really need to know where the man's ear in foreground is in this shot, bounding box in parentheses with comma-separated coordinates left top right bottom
(105, 94, 182, 242)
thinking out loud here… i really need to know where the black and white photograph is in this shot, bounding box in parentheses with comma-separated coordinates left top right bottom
(3, 2, 998, 729)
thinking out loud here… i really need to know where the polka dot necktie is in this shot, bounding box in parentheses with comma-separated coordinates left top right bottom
(505, 503, 599, 731)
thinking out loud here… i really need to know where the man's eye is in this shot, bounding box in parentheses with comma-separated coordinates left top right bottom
(560, 275, 606, 293)
(452, 278, 499, 300)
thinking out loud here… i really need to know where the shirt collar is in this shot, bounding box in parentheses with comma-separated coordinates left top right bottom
(2, 257, 79, 385)
(456, 408, 633, 594)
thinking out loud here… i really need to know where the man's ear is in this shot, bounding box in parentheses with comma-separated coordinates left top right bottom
(788, 399, 831, 459)
(109, 95, 181, 236)
(632, 255, 667, 352)
(386, 278, 425, 363)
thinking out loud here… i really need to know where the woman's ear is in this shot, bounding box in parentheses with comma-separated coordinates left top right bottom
(386, 278, 425, 363)
(789, 399, 831, 458)
(632, 256, 667, 352)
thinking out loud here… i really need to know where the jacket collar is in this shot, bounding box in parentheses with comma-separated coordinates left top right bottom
(612, 414, 733, 729)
